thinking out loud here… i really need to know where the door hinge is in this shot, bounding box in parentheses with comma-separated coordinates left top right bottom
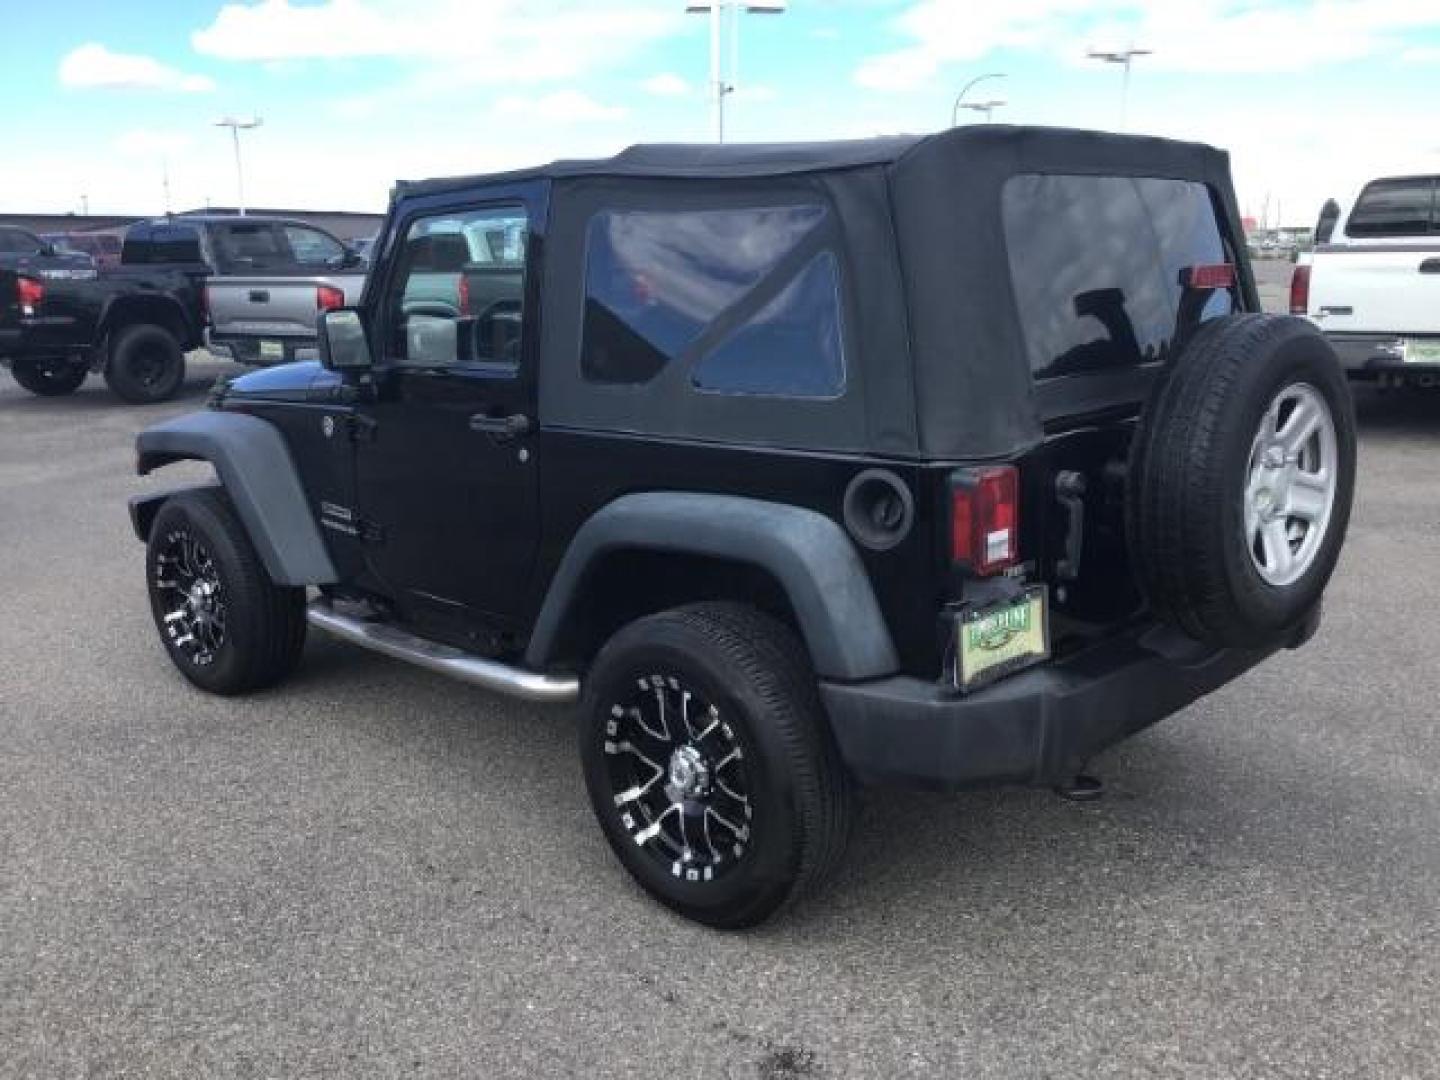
(346, 414, 378, 442)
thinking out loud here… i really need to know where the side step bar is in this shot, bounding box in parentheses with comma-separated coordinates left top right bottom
(305, 601, 579, 704)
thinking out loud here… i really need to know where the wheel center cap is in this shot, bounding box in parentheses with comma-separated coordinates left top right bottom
(667, 745, 710, 798)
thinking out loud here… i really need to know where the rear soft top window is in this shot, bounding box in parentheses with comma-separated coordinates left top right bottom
(1003, 174, 1234, 381)
(1345, 176, 1437, 238)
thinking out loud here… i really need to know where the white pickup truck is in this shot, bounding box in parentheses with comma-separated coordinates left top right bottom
(1292, 173, 1440, 385)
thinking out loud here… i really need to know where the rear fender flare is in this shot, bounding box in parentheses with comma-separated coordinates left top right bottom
(134, 410, 337, 586)
(525, 492, 899, 681)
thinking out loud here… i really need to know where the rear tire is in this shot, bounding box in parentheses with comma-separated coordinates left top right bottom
(105, 324, 185, 403)
(580, 603, 855, 928)
(1128, 314, 1356, 647)
(10, 357, 86, 396)
(145, 488, 307, 695)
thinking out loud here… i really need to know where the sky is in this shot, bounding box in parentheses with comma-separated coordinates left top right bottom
(2, 0, 1439, 228)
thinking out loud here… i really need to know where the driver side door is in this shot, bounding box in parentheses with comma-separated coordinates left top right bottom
(352, 192, 542, 653)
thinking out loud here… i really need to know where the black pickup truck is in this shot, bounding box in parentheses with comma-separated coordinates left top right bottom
(2, 216, 365, 404)
(0, 259, 204, 403)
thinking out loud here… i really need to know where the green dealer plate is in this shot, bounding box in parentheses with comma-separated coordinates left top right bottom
(955, 587, 1050, 693)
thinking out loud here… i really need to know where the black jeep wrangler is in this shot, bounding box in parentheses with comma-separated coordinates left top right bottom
(130, 127, 1356, 927)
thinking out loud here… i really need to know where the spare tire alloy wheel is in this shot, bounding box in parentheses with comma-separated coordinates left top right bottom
(153, 527, 227, 668)
(1244, 383, 1337, 588)
(602, 674, 754, 884)
(1127, 314, 1356, 648)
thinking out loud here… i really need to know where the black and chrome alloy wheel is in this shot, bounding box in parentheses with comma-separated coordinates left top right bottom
(580, 604, 855, 928)
(603, 673, 754, 884)
(152, 527, 227, 667)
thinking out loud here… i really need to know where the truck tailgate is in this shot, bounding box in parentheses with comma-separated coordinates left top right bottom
(207, 273, 365, 340)
(1309, 246, 1440, 334)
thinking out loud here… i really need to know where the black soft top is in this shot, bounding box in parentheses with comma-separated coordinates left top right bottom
(403, 126, 1251, 459)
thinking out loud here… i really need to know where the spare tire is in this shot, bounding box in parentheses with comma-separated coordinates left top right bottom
(1128, 314, 1355, 648)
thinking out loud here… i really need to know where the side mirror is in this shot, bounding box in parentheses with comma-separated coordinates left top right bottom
(317, 308, 373, 371)
(39, 243, 57, 257)
(341, 249, 365, 269)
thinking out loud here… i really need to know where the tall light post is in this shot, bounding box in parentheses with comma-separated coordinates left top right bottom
(685, 1, 786, 143)
(1086, 47, 1151, 131)
(214, 115, 262, 215)
(956, 99, 1007, 123)
(951, 72, 1006, 127)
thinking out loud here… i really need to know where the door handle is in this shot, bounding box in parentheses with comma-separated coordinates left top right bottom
(469, 412, 533, 439)
(1420, 259, 1440, 274)
(249, 289, 270, 302)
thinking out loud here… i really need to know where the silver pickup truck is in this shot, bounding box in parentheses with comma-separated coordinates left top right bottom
(120, 215, 367, 366)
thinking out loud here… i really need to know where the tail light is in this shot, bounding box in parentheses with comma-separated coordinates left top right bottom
(316, 284, 345, 312)
(1289, 264, 1311, 315)
(457, 274, 471, 318)
(15, 275, 44, 313)
(1180, 263, 1236, 290)
(950, 466, 1020, 575)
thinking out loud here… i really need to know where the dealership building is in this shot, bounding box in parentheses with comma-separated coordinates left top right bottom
(0, 207, 385, 243)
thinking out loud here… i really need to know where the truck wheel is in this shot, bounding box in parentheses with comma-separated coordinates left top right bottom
(145, 488, 307, 696)
(579, 603, 854, 928)
(10, 357, 87, 396)
(105, 324, 185, 403)
(1128, 314, 1356, 647)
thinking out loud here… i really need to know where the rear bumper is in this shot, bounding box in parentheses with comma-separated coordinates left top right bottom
(207, 331, 319, 367)
(821, 609, 1319, 790)
(1324, 332, 1440, 376)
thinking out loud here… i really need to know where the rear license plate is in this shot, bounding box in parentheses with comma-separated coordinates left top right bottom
(1403, 338, 1440, 364)
(954, 587, 1050, 693)
(260, 340, 284, 360)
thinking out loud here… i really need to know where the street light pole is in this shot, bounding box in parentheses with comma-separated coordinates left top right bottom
(951, 72, 1007, 127)
(685, 1, 786, 143)
(214, 115, 263, 215)
(1086, 47, 1151, 131)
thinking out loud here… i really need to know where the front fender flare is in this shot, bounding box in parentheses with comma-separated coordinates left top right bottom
(134, 410, 337, 587)
(525, 492, 899, 681)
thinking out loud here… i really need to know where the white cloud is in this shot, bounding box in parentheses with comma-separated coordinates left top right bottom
(856, 0, 1440, 90)
(492, 90, 627, 124)
(58, 43, 215, 93)
(643, 72, 691, 97)
(193, 0, 679, 76)
(1401, 45, 1440, 63)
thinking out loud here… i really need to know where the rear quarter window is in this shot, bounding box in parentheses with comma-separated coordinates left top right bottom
(1345, 176, 1437, 238)
(581, 204, 844, 397)
(1003, 175, 1235, 380)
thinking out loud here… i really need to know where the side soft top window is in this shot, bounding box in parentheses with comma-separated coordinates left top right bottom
(580, 203, 845, 399)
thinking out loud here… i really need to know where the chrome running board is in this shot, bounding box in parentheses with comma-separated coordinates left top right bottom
(305, 601, 579, 704)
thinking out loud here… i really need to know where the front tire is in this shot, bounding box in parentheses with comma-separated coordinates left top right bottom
(105, 324, 186, 403)
(10, 356, 87, 396)
(145, 488, 307, 695)
(579, 603, 854, 928)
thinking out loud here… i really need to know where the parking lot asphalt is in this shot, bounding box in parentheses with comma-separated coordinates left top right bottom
(2, 265, 1438, 1079)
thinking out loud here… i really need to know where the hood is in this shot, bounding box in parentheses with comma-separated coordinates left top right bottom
(223, 360, 340, 402)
